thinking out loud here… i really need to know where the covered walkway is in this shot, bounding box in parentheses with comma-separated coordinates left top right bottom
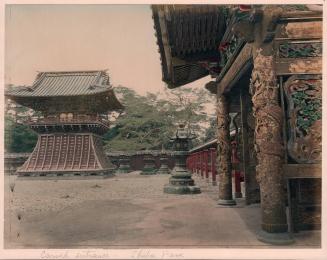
(4, 172, 320, 248)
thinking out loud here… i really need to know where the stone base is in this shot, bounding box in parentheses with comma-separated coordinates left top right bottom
(156, 167, 170, 174)
(163, 173, 201, 195)
(17, 170, 115, 180)
(140, 168, 156, 175)
(212, 181, 217, 186)
(217, 199, 237, 206)
(164, 184, 201, 194)
(256, 230, 294, 245)
(115, 167, 131, 174)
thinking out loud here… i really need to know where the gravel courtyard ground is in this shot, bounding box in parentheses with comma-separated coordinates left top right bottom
(4, 171, 320, 248)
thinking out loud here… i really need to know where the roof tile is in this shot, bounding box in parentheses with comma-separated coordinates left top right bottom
(6, 70, 112, 97)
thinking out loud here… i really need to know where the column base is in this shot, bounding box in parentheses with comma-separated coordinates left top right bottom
(217, 199, 236, 206)
(140, 170, 156, 175)
(157, 167, 170, 174)
(257, 230, 294, 245)
(164, 184, 201, 195)
(163, 172, 201, 195)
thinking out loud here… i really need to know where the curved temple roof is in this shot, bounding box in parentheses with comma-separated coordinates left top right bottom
(5, 70, 123, 111)
(152, 5, 227, 88)
(7, 70, 112, 97)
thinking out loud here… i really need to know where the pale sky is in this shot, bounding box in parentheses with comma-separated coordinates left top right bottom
(5, 4, 211, 95)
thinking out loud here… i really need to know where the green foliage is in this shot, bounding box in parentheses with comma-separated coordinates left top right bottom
(203, 117, 217, 143)
(5, 116, 38, 153)
(5, 85, 215, 153)
(104, 86, 215, 151)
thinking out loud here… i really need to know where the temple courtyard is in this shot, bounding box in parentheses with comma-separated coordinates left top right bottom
(4, 172, 320, 249)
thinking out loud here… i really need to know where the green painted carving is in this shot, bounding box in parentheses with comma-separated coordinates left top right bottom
(279, 42, 322, 58)
(292, 91, 321, 132)
(219, 35, 243, 68)
(283, 75, 322, 163)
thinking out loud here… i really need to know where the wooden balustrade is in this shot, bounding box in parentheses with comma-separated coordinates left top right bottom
(187, 143, 242, 187)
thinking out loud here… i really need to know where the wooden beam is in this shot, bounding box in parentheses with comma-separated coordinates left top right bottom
(275, 57, 321, 75)
(283, 164, 321, 179)
(218, 44, 252, 94)
(240, 88, 251, 205)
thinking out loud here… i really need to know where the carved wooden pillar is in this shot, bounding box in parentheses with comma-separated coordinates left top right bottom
(240, 88, 260, 205)
(217, 94, 236, 206)
(251, 46, 292, 244)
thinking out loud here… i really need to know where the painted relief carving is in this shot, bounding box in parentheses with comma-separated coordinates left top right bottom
(279, 42, 322, 58)
(282, 21, 322, 39)
(218, 34, 243, 68)
(250, 49, 284, 184)
(216, 95, 232, 179)
(283, 75, 322, 163)
(250, 51, 283, 182)
(250, 48, 287, 232)
(216, 94, 233, 201)
(288, 59, 322, 74)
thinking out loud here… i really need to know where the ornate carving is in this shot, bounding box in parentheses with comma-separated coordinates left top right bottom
(219, 35, 244, 68)
(217, 94, 233, 202)
(279, 42, 322, 58)
(280, 21, 322, 40)
(250, 48, 287, 233)
(283, 75, 322, 163)
(218, 43, 252, 94)
(250, 49, 284, 184)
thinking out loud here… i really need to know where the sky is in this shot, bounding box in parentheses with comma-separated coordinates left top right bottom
(5, 4, 211, 95)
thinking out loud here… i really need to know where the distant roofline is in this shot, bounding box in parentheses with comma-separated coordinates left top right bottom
(34, 69, 108, 74)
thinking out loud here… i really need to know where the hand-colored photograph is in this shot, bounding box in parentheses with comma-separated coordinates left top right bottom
(3, 3, 322, 252)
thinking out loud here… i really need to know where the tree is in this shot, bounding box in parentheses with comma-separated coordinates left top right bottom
(104, 85, 216, 151)
(5, 84, 217, 153)
(5, 116, 38, 153)
(103, 86, 174, 151)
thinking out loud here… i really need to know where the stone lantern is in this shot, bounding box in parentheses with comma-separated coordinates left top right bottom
(163, 122, 201, 194)
(140, 152, 157, 175)
(115, 153, 131, 174)
(157, 152, 170, 174)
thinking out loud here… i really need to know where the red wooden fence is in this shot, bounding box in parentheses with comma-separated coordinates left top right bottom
(187, 143, 243, 190)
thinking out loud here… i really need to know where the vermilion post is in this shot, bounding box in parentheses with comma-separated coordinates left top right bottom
(200, 151, 204, 178)
(210, 148, 217, 185)
(193, 153, 196, 174)
(231, 141, 242, 198)
(196, 152, 199, 175)
(204, 150, 209, 180)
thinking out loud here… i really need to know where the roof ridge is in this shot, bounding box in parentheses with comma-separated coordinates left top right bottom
(36, 69, 108, 74)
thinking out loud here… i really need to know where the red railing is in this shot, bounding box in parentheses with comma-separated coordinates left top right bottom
(186, 148, 217, 185)
(186, 141, 243, 191)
